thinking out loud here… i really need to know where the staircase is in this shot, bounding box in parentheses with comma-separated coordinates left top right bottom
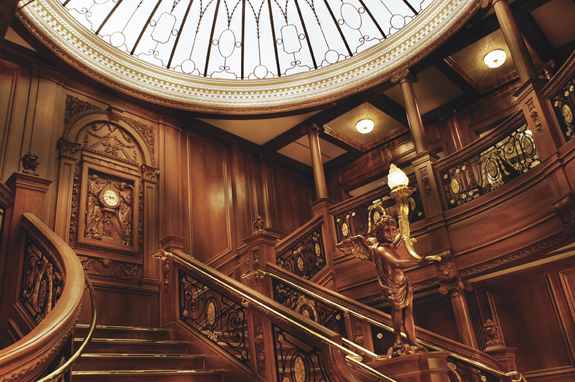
(72, 324, 225, 381)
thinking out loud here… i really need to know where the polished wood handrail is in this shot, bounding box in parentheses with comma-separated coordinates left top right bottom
(266, 263, 504, 370)
(0, 213, 85, 382)
(155, 249, 398, 382)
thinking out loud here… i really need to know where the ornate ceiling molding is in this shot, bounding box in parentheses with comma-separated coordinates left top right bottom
(18, 0, 481, 115)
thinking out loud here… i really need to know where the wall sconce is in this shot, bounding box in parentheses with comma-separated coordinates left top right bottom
(484, 49, 506, 69)
(388, 164, 422, 260)
(356, 119, 374, 134)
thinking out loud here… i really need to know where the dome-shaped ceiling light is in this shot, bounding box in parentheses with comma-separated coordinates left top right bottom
(356, 119, 374, 134)
(484, 49, 506, 69)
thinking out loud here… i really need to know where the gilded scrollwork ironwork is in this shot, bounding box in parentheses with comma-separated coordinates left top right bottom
(333, 186, 425, 243)
(272, 279, 345, 335)
(179, 271, 249, 365)
(551, 80, 575, 142)
(20, 238, 64, 324)
(276, 228, 326, 279)
(274, 326, 329, 382)
(440, 123, 540, 209)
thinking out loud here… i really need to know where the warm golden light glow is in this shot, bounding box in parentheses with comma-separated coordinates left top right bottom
(484, 49, 506, 68)
(356, 119, 374, 134)
(387, 164, 409, 190)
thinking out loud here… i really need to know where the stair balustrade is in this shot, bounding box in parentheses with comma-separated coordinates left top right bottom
(154, 248, 398, 382)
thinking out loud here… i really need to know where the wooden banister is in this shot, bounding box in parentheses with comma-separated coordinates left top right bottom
(0, 213, 85, 382)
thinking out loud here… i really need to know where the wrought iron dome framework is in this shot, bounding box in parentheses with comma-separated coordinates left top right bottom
(59, 0, 431, 79)
(17, 0, 480, 114)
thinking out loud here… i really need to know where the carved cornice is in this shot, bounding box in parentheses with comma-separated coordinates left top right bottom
(78, 256, 140, 280)
(141, 164, 159, 183)
(18, 0, 481, 114)
(460, 232, 568, 278)
(57, 138, 82, 160)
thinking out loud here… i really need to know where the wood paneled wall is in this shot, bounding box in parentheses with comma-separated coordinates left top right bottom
(473, 256, 575, 382)
(0, 48, 313, 327)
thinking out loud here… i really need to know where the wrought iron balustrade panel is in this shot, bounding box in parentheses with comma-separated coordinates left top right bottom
(446, 358, 499, 382)
(440, 123, 540, 209)
(179, 271, 249, 365)
(20, 237, 64, 324)
(273, 326, 330, 382)
(333, 186, 425, 243)
(276, 227, 326, 279)
(272, 279, 346, 335)
(551, 80, 575, 143)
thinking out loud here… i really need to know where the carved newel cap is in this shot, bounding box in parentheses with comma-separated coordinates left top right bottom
(253, 215, 266, 232)
(21, 152, 39, 176)
(483, 319, 504, 348)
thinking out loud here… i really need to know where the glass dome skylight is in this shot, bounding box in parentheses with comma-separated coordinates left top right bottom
(59, 0, 433, 79)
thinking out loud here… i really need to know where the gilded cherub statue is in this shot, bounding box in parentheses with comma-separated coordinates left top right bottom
(337, 204, 441, 356)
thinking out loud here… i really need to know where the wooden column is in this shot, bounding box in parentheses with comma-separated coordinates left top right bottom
(306, 124, 329, 200)
(393, 70, 428, 154)
(492, 0, 537, 83)
(439, 278, 479, 349)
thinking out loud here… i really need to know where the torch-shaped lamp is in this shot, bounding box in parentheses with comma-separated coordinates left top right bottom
(388, 164, 422, 261)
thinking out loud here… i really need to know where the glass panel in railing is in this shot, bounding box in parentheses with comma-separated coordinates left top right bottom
(550, 80, 575, 143)
(272, 278, 346, 336)
(179, 270, 249, 365)
(273, 325, 330, 382)
(276, 227, 326, 279)
(440, 123, 540, 209)
(19, 237, 64, 324)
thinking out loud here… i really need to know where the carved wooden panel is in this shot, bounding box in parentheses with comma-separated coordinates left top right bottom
(75, 165, 140, 256)
(188, 136, 230, 262)
(0, 60, 21, 180)
(486, 275, 573, 373)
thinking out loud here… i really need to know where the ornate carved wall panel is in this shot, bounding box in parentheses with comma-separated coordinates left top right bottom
(56, 95, 159, 283)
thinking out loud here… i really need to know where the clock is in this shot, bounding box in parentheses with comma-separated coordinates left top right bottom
(100, 188, 120, 208)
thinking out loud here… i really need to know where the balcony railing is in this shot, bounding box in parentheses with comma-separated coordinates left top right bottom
(435, 111, 539, 209)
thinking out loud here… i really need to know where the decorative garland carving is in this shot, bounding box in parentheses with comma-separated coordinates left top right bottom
(79, 256, 140, 280)
(64, 95, 101, 128)
(121, 117, 156, 166)
(69, 168, 80, 243)
(554, 193, 575, 231)
(527, 98, 544, 133)
(253, 315, 267, 375)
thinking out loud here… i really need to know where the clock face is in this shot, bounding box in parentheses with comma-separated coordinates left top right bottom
(101, 189, 120, 208)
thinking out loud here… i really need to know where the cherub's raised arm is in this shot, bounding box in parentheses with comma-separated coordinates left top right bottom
(336, 235, 373, 261)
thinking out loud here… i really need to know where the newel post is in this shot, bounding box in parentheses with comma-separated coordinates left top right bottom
(242, 215, 279, 297)
(157, 236, 185, 327)
(482, 319, 520, 382)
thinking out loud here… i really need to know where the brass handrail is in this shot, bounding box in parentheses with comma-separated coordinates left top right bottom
(36, 276, 98, 382)
(265, 268, 526, 382)
(154, 249, 398, 382)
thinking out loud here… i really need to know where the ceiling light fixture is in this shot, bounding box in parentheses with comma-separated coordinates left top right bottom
(484, 49, 506, 69)
(356, 119, 374, 134)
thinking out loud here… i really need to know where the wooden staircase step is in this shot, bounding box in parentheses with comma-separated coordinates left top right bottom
(71, 369, 225, 382)
(76, 338, 189, 354)
(74, 353, 205, 371)
(75, 324, 171, 341)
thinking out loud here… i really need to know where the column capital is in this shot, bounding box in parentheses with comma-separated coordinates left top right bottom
(300, 122, 323, 135)
(391, 68, 418, 84)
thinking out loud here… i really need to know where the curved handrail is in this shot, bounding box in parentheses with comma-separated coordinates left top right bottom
(36, 276, 98, 382)
(265, 263, 526, 381)
(154, 249, 398, 382)
(0, 213, 85, 382)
